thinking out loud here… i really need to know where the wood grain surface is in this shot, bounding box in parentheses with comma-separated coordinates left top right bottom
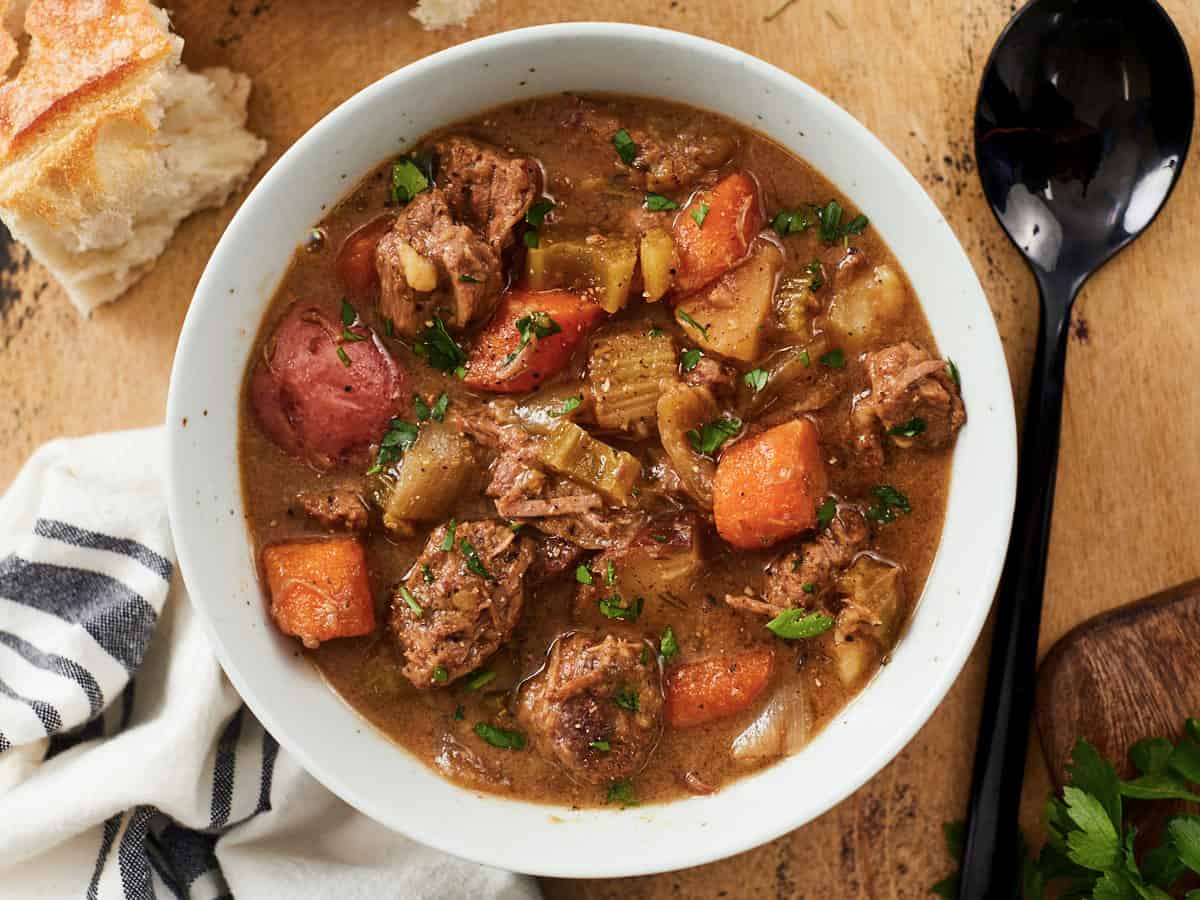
(1, 1, 1198, 896)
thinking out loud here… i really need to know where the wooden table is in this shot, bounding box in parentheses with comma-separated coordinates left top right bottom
(2, 1, 1197, 895)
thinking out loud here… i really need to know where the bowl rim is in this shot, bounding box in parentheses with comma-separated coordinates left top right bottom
(167, 21, 1017, 878)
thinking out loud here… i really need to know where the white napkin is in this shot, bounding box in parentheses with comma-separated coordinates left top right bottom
(0, 428, 540, 900)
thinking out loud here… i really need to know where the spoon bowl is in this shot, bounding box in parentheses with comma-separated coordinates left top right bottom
(961, 1, 1193, 897)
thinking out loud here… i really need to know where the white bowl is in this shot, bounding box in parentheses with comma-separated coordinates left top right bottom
(167, 23, 1016, 878)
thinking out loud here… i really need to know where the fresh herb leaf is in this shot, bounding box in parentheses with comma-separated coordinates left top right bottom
(508, 521, 524, 533)
(888, 417, 927, 439)
(1188, 719, 1200, 743)
(798, 348, 811, 367)
(341, 300, 357, 327)
(474, 722, 526, 750)
(555, 395, 583, 417)
(366, 419, 419, 475)
(1120, 775, 1200, 802)
(599, 594, 643, 622)
(433, 667, 448, 683)
(744, 368, 769, 392)
(691, 201, 711, 228)
(384, 317, 395, 338)
(660, 626, 678, 661)
(1169, 738, 1200, 783)
(947, 358, 961, 387)
(1066, 740, 1124, 835)
(526, 198, 554, 227)
(1132, 737, 1176, 777)
(412, 316, 467, 374)
(685, 417, 742, 456)
(441, 519, 457, 551)
(814, 199, 869, 243)
(1062, 785, 1122, 871)
(466, 670, 496, 691)
(680, 348, 703, 372)
(614, 687, 640, 712)
(677, 309, 709, 339)
(1170, 816, 1200, 874)
(421, 563, 434, 583)
(398, 586, 422, 617)
(816, 497, 837, 530)
(771, 208, 811, 237)
(414, 395, 431, 421)
(341, 329, 366, 343)
(605, 560, 616, 587)
(802, 582, 816, 594)
(590, 740, 612, 752)
(819, 348, 846, 368)
(606, 779, 637, 807)
(645, 193, 679, 211)
(453, 704, 465, 721)
(430, 392, 449, 422)
(459, 273, 481, 284)
(523, 229, 540, 249)
(647, 327, 664, 338)
(806, 259, 824, 292)
(640, 646, 650, 665)
(391, 156, 431, 204)
(613, 129, 638, 165)
(575, 564, 594, 585)
(503, 311, 562, 367)
(336, 347, 351, 367)
(459, 539, 493, 581)
(865, 484, 911, 523)
(765, 608, 834, 640)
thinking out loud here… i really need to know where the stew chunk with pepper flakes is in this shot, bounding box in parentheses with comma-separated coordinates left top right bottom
(240, 94, 964, 807)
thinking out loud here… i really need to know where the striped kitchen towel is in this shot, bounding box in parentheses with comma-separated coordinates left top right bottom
(0, 428, 540, 900)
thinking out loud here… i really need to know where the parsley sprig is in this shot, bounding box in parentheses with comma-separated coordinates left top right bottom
(686, 417, 742, 457)
(502, 311, 561, 367)
(413, 316, 467, 377)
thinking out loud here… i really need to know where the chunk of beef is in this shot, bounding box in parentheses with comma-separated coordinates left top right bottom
(249, 303, 409, 470)
(296, 485, 368, 531)
(389, 520, 534, 688)
(517, 632, 663, 785)
(561, 97, 735, 192)
(683, 355, 737, 399)
(725, 507, 869, 619)
(859, 342, 966, 449)
(434, 136, 542, 252)
(527, 535, 586, 585)
(375, 188, 502, 337)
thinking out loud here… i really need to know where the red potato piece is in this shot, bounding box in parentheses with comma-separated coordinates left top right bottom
(250, 303, 410, 470)
(336, 215, 394, 297)
(713, 418, 830, 550)
(665, 649, 775, 728)
(262, 538, 375, 649)
(670, 172, 764, 297)
(463, 289, 606, 393)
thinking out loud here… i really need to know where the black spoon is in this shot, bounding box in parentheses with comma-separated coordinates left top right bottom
(960, 1, 1193, 896)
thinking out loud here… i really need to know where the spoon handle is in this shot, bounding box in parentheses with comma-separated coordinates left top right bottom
(957, 280, 1074, 899)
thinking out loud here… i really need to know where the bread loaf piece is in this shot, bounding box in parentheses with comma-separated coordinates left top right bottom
(0, 0, 266, 314)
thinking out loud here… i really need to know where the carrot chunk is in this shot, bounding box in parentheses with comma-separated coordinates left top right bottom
(713, 418, 830, 550)
(463, 288, 606, 393)
(336, 215, 394, 296)
(665, 649, 775, 728)
(670, 172, 764, 297)
(262, 538, 375, 649)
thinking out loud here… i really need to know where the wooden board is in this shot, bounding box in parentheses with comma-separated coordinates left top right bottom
(1036, 580, 1200, 785)
(1, 1, 1199, 896)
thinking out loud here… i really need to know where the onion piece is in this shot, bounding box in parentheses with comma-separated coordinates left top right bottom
(730, 686, 810, 764)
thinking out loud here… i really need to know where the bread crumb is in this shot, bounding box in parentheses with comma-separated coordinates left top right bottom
(411, 0, 488, 30)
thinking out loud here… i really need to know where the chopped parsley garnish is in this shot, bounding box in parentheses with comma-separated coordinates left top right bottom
(647, 327, 664, 338)
(433, 667, 449, 683)
(771, 208, 811, 236)
(686, 417, 742, 456)
(599, 594, 643, 622)
(340, 299, 357, 327)
(508, 521, 524, 533)
(421, 563, 434, 583)
(430, 392, 450, 422)
(341, 328, 366, 343)
(523, 230, 540, 249)
(605, 560, 617, 587)
(814, 199, 869, 243)
(503, 311, 562, 367)
(590, 740, 612, 752)
(691, 201, 711, 228)
(802, 582, 817, 594)
(391, 156, 431, 205)
(398, 586, 423, 617)
(414, 395, 431, 421)
(744, 368, 769, 392)
(816, 497, 837, 530)
(474, 722, 526, 750)
(677, 309, 709, 339)
(575, 564, 594, 585)
(526, 198, 555, 227)
(680, 348, 703, 372)
(607, 779, 637, 807)
(765, 608, 834, 640)
(660, 626, 678, 661)
(806, 259, 824, 292)
(466, 670, 496, 691)
(645, 193, 679, 211)
(888, 417, 927, 439)
(384, 317, 395, 338)
(613, 128, 638, 165)
(947, 358, 961, 387)
(366, 419, 419, 474)
(459, 273, 481, 284)
(336, 347, 351, 367)
(798, 348, 811, 367)
(866, 484, 912, 523)
(459, 539, 493, 580)
(412, 316, 467, 375)
(819, 348, 846, 369)
(614, 687, 640, 712)
(441, 519, 457, 551)
(453, 705, 465, 721)
(555, 395, 583, 417)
